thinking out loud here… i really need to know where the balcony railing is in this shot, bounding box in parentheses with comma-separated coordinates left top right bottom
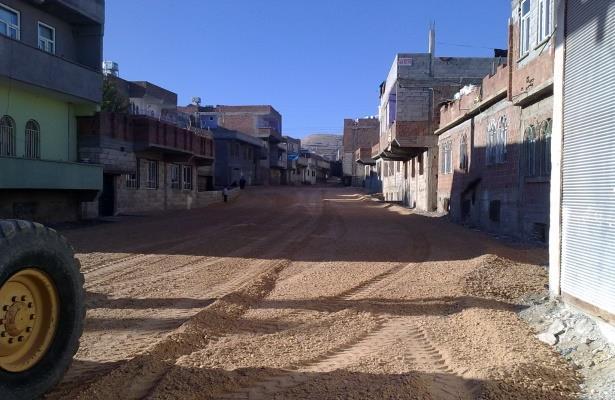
(132, 116, 214, 159)
(0, 156, 102, 192)
(0, 35, 101, 103)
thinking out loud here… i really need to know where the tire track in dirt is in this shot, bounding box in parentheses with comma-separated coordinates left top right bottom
(53, 192, 329, 398)
(217, 318, 479, 400)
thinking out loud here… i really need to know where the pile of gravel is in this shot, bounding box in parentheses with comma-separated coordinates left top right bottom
(520, 295, 615, 400)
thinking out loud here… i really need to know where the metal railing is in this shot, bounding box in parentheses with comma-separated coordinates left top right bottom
(0, 121, 16, 157)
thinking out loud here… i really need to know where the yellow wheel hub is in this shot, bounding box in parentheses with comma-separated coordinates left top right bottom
(0, 269, 59, 372)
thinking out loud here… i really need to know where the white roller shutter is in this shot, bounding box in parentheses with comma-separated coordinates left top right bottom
(561, 0, 615, 315)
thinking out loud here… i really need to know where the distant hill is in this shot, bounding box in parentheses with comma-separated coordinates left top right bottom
(302, 133, 343, 161)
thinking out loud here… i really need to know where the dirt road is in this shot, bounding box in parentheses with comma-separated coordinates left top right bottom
(47, 186, 580, 399)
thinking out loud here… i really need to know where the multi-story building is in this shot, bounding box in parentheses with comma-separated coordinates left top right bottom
(373, 29, 497, 211)
(302, 133, 343, 162)
(284, 136, 302, 185)
(342, 118, 379, 186)
(299, 150, 330, 185)
(212, 127, 264, 188)
(77, 77, 216, 216)
(435, 0, 554, 243)
(182, 104, 285, 185)
(0, 0, 105, 222)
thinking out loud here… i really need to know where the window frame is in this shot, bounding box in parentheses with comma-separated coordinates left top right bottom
(37, 21, 56, 54)
(441, 141, 453, 175)
(24, 119, 40, 159)
(0, 3, 20, 40)
(537, 0, 554, 44)
(0, 115, 16, 157)
(520, 0, 531, 57)
(182, 164, 193, 191)
(459, 134, 468, 172)
(145, 160, 159, 189)
(125, 172, 138, 189)
(170, 163, 181, 189)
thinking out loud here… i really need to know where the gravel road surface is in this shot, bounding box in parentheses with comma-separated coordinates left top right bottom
(46, 186, 580, 399)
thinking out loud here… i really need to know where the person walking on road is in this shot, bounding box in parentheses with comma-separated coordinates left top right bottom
(223, 187, 229, 203)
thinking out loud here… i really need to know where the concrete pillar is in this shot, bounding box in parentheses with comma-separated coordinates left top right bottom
(549, 0, 567, 297)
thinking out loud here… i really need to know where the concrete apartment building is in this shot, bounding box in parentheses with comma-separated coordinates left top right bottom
(284, 136, 302, 185)
(299, 149, 330, 185)
(342, 118, 379, 186)
(435, 0, 555, 242)
(302, 133, 343, 161)
(372, 31, 497, 211)
(548, 0, 615, 325)
(78, 77, 216, 216)
(0, 0, 104, 222)
(183, 105, 285, 185)
(211, 127, 263, 188)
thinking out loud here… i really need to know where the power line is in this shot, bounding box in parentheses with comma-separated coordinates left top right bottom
(437, 41, 501, 50)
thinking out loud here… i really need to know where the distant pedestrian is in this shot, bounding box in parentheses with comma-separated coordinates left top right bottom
(223, 187, 229, 203)
(239, 176, 246, 189)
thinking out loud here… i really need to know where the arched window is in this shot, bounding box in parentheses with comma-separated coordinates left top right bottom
(486, 119, 497, 165)
(459, 134, 468, 171)
(524, 125, 537, 176)
(0, 115, 16, 156)
(25, 120, 41, 159)
(524, 119, 552, 177)
(486, 116, 508, 165)
(540, 119, 552, 176)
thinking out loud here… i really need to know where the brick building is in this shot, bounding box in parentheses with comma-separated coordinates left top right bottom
(435, 0, 554, 242)
(342, 118, 379, 186)
(78, 112, 216, 216)
(78, 77, 218, 216)
(372, 29, 498, 211)
(182, 104, 285, 185)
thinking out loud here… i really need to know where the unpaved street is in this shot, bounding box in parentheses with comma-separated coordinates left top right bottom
(47, 187, 580, 400)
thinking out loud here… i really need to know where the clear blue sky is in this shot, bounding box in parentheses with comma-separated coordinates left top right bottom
(104, 1, 510, 138)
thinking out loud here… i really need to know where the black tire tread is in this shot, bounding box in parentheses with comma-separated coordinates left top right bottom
(0, 219, 85, 400)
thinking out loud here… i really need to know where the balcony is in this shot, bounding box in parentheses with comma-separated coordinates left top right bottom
(0, 156, 102, 195)
(131, 116, 215, 165)
(256, 127, 283, 142)
(0, 35, 102, 104)
(355, 148, 375, 165)
(375, 121, 437, 160)
(270, 158, 287, 169)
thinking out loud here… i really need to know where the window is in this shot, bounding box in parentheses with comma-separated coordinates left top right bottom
(145, 160, 158, 189)
(0, 4, 19, 39)
(459, 134, 468, 172)
(441, 141, 452, 175)
(524, 119, 552, 177)
(199, 138, 208, 155)
(0, 115, 16, 156)
(125, 172, 138, 189)
(170, 164, 180, 189)
(38, 22, 55, 54)
(520, 0, 531, 56)
(418, 154, 424, 175)
(182, 165, 193, 190)
(24, 120, 40, 159)
(486, 116, 508, 165)
(538, 0, 554, 43)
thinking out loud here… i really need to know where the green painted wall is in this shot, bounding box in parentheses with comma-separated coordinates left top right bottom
(0, 84, 96, 162)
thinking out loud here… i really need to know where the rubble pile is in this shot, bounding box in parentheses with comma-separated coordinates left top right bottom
(520, 295, 615, 400)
